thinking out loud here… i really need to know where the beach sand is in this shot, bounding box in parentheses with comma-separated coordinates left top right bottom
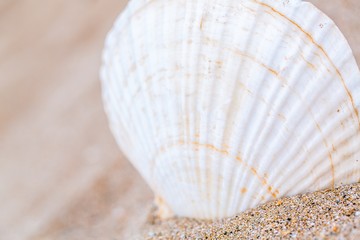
(142, 183, 360, 239)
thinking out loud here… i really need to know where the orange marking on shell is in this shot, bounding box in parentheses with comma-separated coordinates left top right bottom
(241, 188, 248, 194)
(249, 167, 278, 198)
(236, 156, 243, 163)
(192, 142, 229, 155)
(234, 49, 279, 77)
(332, 144, 337, 152)
(300, 53, 317, 70)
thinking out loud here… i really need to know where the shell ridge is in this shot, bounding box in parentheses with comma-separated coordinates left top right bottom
(149, 1, 172, 207)
(254, 12, 335, 195)
(155, 0, 191, 214)
(227, 0, 269, 213)
(105, 24, 139, 161)
(220, 0, 253, 215)
(179, 0, 193, 217)
(237, 0, 306, 208)
(208, 0, 252, 219)
(241, 3, 303, 205)
(202, 0, 228, 218)
(186, 0, 206, 217)
(125, 11, 153, 180)
(232, 0, 282, 210)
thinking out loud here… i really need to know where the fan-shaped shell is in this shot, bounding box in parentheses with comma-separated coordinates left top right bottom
(101, 0, 360, 219)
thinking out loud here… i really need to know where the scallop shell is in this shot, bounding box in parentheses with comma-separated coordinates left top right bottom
(101, 0, 360, 219)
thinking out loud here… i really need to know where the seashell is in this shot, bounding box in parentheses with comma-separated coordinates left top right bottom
(100, 0, 360, 219)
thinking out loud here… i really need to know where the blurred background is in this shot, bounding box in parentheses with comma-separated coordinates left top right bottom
(0, 0, 358, 239)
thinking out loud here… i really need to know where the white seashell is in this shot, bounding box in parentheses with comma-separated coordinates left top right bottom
(100, 0, 360, 219)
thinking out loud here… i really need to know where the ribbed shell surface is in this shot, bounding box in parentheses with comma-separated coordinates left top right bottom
(101, 0, 360, 219)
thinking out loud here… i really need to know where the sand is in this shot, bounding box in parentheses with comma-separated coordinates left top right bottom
(142, 183, 360, 239)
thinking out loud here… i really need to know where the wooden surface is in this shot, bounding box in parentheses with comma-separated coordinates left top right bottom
(0, 1, 358, 239)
